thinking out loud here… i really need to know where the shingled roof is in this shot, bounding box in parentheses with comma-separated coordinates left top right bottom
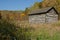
(29, 7, 58, 16)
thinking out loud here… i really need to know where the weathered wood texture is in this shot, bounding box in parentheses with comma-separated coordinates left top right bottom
(29, 14, 46, 24)
(29, 9, 58, 24)
(46, 9, 58, 23)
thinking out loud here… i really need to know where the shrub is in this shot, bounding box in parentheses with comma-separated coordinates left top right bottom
(0, 19, 33, 40)
(0, 19, 17, 40)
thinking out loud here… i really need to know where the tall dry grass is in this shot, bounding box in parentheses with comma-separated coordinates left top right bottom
(29, 21, 60, 40)
(16, 20, 60, 40)
(5, 20, 60, 40)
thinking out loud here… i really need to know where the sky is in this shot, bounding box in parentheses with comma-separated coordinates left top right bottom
(0, 0, 42, 10)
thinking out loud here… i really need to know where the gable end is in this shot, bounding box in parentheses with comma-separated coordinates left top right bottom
(47, 7, 58, 14)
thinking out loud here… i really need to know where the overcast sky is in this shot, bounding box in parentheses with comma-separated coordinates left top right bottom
(0, 0, 42, 10)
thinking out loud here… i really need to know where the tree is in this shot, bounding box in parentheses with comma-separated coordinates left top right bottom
(29, 2, 42, 11)
(25, 8, 30, 14)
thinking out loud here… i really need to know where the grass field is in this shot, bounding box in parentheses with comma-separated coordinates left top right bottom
(29, 21, 60, 40)
(14, 21, 60, 40)
(0, 19, 60, 40)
